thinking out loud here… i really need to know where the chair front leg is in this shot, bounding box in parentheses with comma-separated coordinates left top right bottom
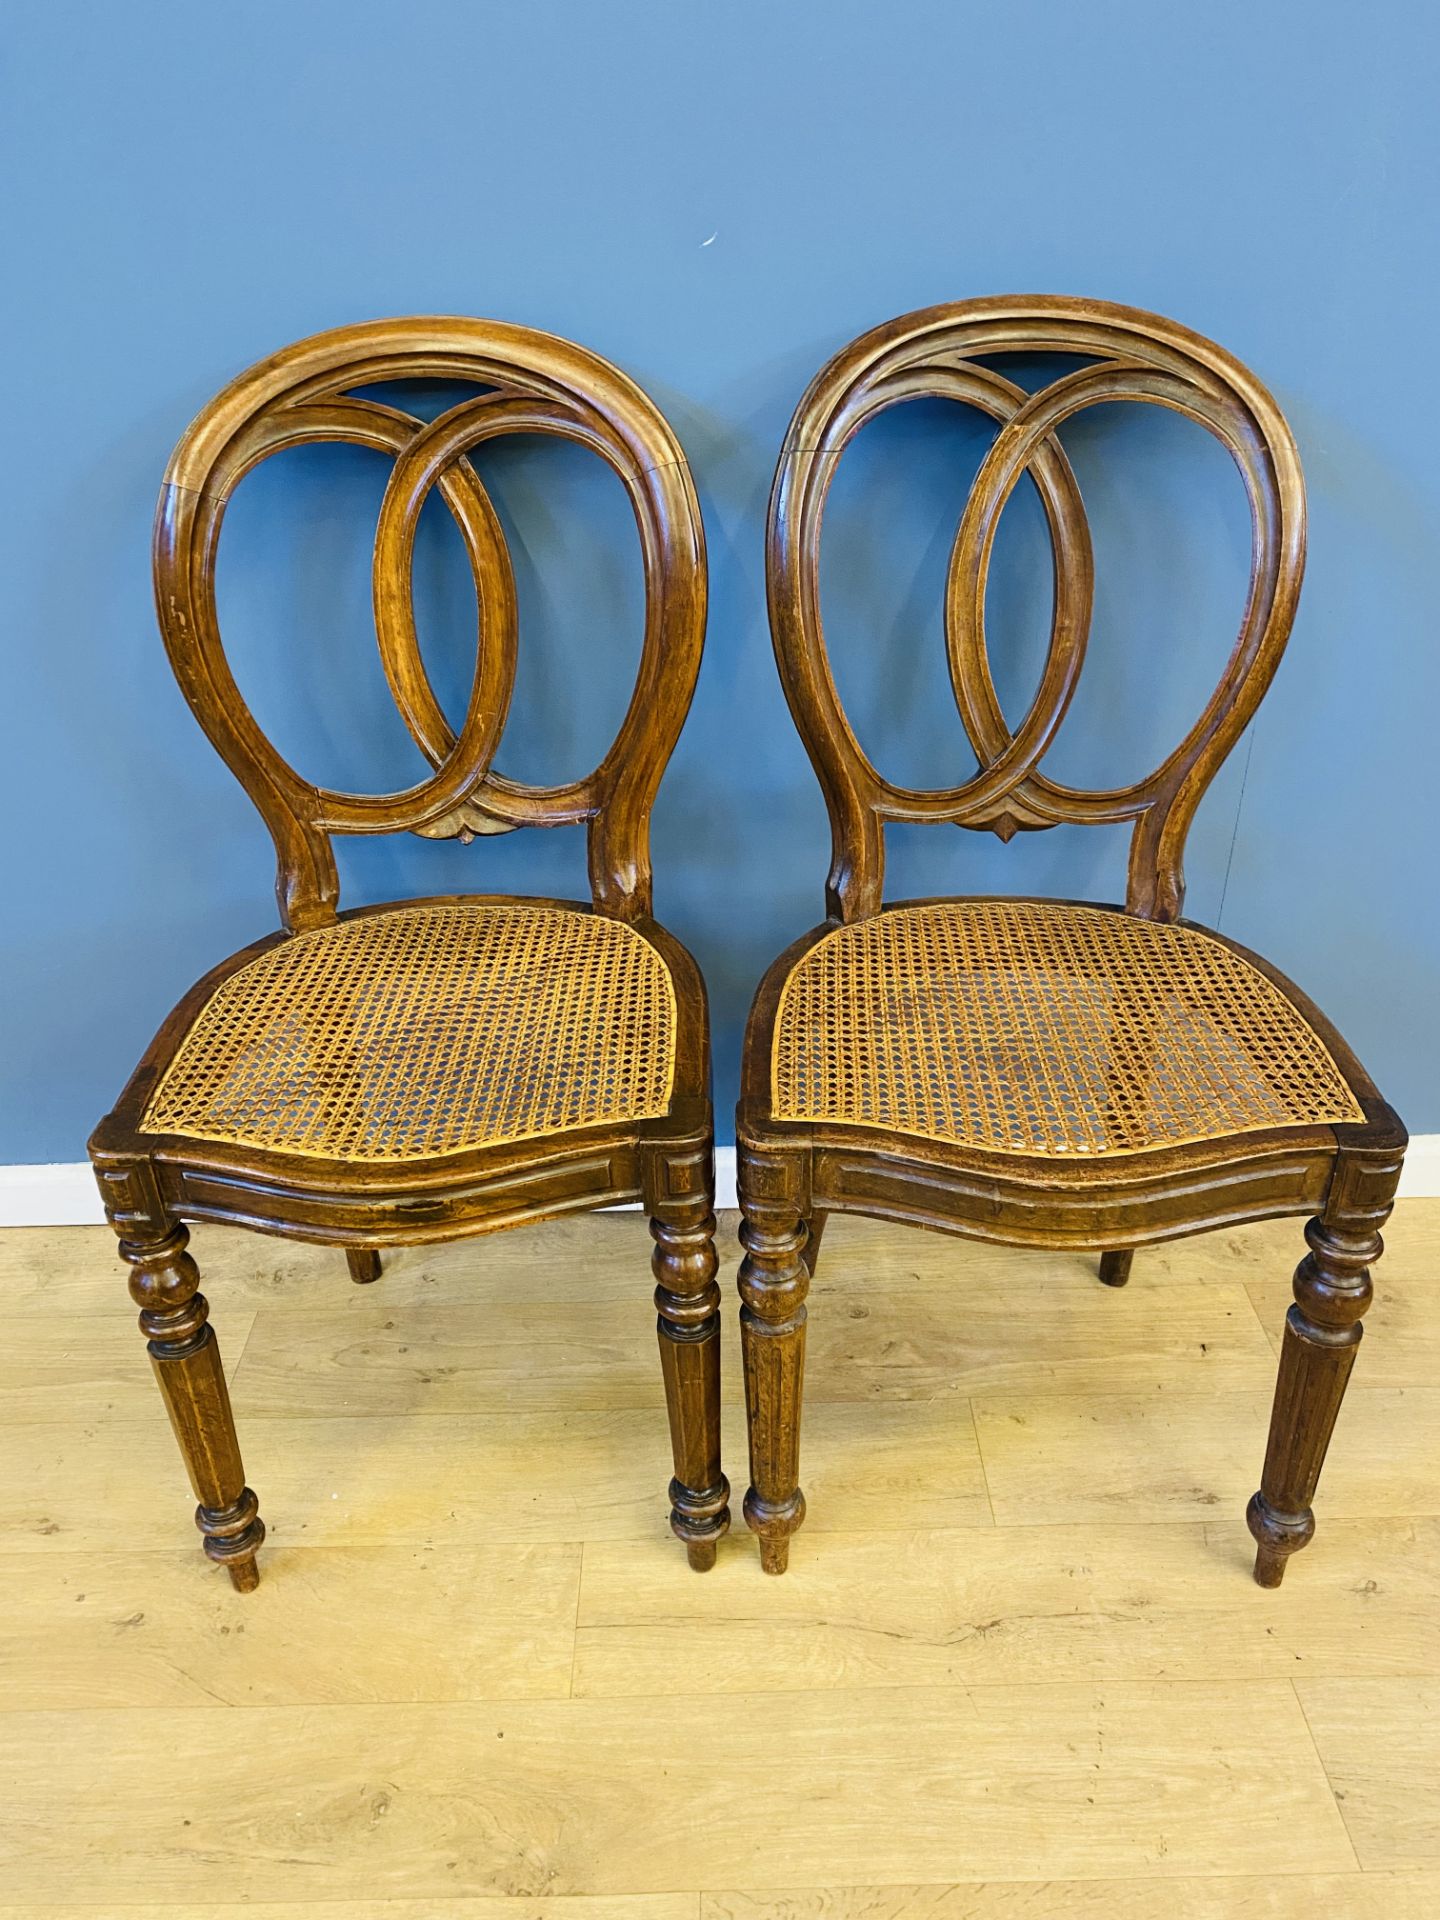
(1247, 1210, 1381, 1587)
(738, 1196, 810, 1574)
(120, 1222, 265, 1590)
(651, 1194, 730, 1569)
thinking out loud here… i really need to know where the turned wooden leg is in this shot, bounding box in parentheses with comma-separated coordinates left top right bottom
(1099, 1249, 1134, 1287)
(652, 1196, 730, 1569)
(1247, 1214, 1379, 1588)
(346, 1248, 382, 1285)
(738, 1199, 810, 1574)
(120, 1223, 265, 1591)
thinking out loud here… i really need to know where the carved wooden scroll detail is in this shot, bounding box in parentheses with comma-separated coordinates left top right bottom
(767, 296, 1306, 923)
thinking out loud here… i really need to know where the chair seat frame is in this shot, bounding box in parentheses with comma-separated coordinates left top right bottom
(740, 913, 1405, 1585)
(94, 894, 711, 1251)
(741, 896, 1402, 1254)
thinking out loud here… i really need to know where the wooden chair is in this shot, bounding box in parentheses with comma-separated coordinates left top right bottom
(88, 318, 728, 1590)
(736, 296, 1406, 1584)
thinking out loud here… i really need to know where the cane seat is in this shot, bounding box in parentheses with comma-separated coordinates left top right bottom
(141, 901, 676, 1162)
(771, 899, 1363, 1159)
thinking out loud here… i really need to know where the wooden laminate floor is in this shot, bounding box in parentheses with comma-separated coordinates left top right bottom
(2, 1202, 1438, 1915)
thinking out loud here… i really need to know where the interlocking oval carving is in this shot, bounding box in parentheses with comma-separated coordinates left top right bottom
(767, 296, 1306, 923)
(155, 319, 706, 930)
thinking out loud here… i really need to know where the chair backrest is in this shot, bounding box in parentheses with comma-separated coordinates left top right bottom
(155, 318, 706, 930)
(767, 295, 1306, 924)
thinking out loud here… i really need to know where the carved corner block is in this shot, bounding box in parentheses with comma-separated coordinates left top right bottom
(1326, 1136, 1406, 1236)
(641, 1140, 715, 1216)
(91, 1156, 168, 1241)
(736, 1139, 811, 1217)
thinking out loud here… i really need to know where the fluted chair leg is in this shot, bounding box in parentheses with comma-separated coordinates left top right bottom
(1247, 1214, 1379, 1587)
(652, 1196, 730, 1569)
(1099, 1249, 1134, 1287)
(119, 1222, 265, 1591)
(346, 1248, 382, 1285)
(738, 1197, 810, 1574)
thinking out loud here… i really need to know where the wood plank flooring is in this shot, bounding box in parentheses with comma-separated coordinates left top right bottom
(1, 1203, 1437, 1911)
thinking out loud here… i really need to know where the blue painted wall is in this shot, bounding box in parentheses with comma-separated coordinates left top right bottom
(4, 1, 1436, 1161)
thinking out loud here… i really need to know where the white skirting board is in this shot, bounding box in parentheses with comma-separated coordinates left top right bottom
(2, 1138, 1438, 1228)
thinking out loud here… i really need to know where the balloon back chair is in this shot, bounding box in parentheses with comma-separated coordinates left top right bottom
(736, 295, 1405, 1582)
(89, 319, 728, 1590)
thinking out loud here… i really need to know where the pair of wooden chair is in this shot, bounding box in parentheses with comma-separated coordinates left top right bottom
(89, 300, 1406, 1600)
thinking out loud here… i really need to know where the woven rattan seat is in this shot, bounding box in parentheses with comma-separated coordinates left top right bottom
(142, 902, 676, 1162)
(772, 901, 1363, 1157)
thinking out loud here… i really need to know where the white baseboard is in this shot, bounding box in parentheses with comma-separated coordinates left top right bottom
(1, 1136, 1432, 1229)
(1399, 1133, 1440, 1201)
(0, 1162, 109, 1227)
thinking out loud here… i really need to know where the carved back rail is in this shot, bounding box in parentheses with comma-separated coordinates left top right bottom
(154, 318, 706, 930)
(767, 296, 1306, 923)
